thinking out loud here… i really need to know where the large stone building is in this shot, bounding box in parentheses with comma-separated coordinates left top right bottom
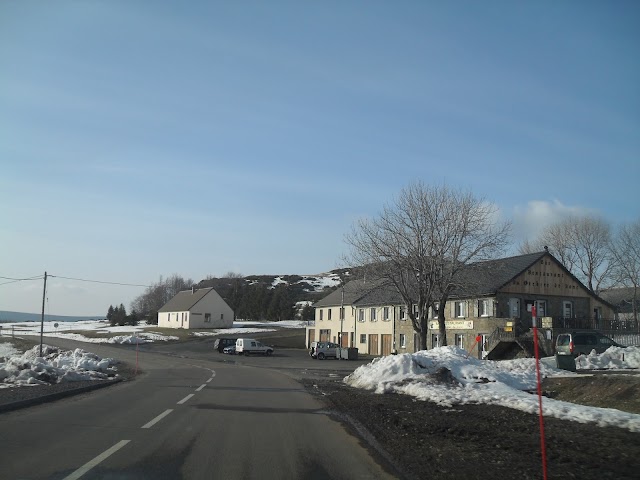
(307, 251, 617, 359)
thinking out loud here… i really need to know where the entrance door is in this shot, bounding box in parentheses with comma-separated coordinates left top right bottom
(308, 329, 315, 348)
(509, 298, 520, 318)
(381, 334, 392, 356)
(368, 334, 379, 355)
(478, 333, 489, 359)
(340, 332, 349, 347)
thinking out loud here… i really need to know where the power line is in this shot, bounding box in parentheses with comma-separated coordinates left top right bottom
(0, 275, 44, 281)
(48, 275, 151, 288)
(0, 275, 44, 286)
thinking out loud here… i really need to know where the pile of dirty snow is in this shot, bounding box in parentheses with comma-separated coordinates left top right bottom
(0, 344, 118, 387)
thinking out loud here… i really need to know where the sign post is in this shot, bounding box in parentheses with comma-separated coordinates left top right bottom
(532, 305, 548, 480)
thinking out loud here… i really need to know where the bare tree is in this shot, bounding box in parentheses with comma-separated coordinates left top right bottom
(344, 182, 510, 349)
(609, 220, 640, 322)
(130, 274, 194, 323)
(537, 215, 612, 294)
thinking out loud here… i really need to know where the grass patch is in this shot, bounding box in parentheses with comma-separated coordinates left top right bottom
(141, 326, 198, 341)
(0, 336, 38, 353)
(63, 330, 116, 339)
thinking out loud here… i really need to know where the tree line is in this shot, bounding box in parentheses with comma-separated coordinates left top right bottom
(106, 304, 139, 327)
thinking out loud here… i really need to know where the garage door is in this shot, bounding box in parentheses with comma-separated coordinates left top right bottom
(368, 334, 379, 356)
(381, 334, 392, 356)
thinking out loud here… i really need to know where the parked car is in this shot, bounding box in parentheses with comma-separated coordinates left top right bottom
(555, 331, 624, 357)
(235, 338, 274, 356)
(214, 338, 237, 353)
(223, 345, 236, 355)
(310, 341, 339, 360)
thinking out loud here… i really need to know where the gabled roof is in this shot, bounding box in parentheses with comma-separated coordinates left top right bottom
(313, 278, 387, 308)
(313, 251, 598, 307)
(158, 287, 217, 312)
(449, 251, 547, 297)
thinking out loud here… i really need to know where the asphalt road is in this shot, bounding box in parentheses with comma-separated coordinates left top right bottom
(0, 337, 397, 480)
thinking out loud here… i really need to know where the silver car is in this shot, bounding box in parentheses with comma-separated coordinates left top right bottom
(555, 331, 623, 357)
(310, 341, 339, 360)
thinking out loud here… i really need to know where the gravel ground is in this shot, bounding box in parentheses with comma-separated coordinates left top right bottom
(302, 376, 640, 480)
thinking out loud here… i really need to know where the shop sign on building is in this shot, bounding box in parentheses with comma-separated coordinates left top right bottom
(429, 320, 474, 330)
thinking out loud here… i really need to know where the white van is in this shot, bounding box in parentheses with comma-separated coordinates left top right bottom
(235, 338, 274, 356)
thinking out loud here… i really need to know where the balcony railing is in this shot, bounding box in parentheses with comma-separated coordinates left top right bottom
(535, 317, 639, 332)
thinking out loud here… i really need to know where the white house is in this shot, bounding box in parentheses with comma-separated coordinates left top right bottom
(158, 287, 234, 329)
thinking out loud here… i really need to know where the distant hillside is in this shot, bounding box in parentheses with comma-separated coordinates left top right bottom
(0, 311, 105, 323)
(193, 269, 360, 321)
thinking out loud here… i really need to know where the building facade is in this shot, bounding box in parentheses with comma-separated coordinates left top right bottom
(307, 251, 616, 358)
(158, 287, 234, 329)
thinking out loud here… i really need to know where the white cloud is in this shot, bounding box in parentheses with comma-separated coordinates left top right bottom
(510, 200, 598, 243)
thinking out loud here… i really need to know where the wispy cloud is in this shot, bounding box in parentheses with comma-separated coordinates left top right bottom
(511, 200, 599, 242)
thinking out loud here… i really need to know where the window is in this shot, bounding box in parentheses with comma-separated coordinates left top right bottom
(400, 307, 406, 320)
(383, 306, 390, 321)
(535, 300, 547, 317)
(319, 329, 331, 341)
(455, 301, 466, 318)
(454, 333, 464, 348)
(370, 308, 376, 321)
(431, 334, 440, 348)
(399, 334, 406, 348)
(478, 299, 489, 317)
(205, 313, 211, 323)
(360, 334, 366, 344)
(358, 309, 365, 322)
(431, 303, 440, 319)
(563, 301, 573, 319)
(319, 309, 323, 321)
(328, 308, 332, 320)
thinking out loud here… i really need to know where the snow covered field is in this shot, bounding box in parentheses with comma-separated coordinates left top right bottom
(0, 319, 307, 344)
(2, 319, 639, 431)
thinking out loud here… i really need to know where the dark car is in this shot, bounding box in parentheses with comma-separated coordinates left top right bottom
(214, 338, 237, 353)
(555, 331, 624, 357)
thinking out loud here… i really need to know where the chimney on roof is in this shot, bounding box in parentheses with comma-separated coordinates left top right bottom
(544, 246, 549, 252)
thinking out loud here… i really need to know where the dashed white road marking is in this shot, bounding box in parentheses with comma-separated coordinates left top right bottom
(63, 440, 130, 480)
(196, 384, 206, 392)
(141, 409, 173, 429)
(177, 394, 195, 405)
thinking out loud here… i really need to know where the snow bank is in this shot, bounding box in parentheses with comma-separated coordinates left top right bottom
(345, 346, 640, 432)
(575, 345, 640, 370)
(0, 344, 118, 387)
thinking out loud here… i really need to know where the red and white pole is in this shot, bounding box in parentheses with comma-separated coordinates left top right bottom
(532, 305, 548, 479)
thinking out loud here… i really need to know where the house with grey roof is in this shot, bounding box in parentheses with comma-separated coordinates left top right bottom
(307, 251, 616, 359)
(600, 287, 639, 322)
(158, 287, 233, 330)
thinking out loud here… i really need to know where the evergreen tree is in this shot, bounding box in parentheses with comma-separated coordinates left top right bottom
(107, 305, 115, 326)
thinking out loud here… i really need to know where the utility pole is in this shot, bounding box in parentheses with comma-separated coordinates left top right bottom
(39, 271, 47, 357)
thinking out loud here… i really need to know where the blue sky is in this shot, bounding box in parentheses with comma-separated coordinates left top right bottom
(1, 1, 638, 316)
